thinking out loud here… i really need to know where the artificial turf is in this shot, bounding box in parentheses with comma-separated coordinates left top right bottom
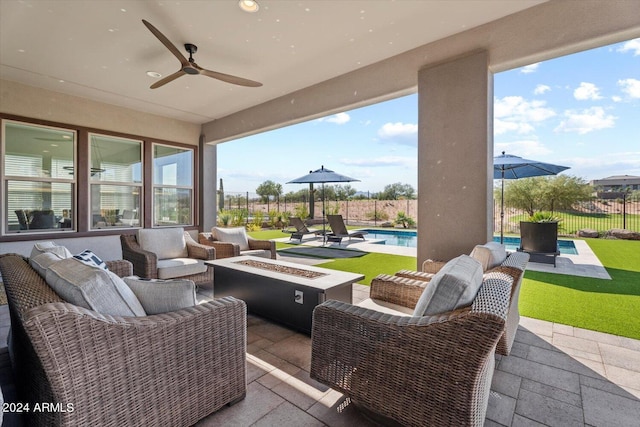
(249, 229, 640, 340)
(520, 239, 640, 340)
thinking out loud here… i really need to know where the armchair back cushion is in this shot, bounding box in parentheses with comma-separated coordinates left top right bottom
(45, 258, 146, 317)
(137, 227, 188, 259)
(213, 227, 250, 251)
(30, 252, 66, 277)
(30, 241, 73, 259)
(413, 254, 483, 316)
(470, 241, 507, 271)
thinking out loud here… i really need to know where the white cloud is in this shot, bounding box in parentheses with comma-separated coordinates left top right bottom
(612, 96, 623, 102)
(573, 82, 603, 100)
(520, 63, 539, 74)
(617, 38, 640, 56)
(533, 84, 551, 95)
(494, 140, 552, 158)
(377, 122, 417, 139)
(494, 96, 555, 135)
(341, 156, 416, 168)
(618, 78, 640, 99)
(554, 107, 616, 135)
(317, 112, 350, 124)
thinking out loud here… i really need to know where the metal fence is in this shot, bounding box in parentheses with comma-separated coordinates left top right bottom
(218, 192, 640, 235)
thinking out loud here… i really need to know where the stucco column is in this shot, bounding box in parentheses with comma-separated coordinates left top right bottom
(417, 51, 493, 265)
(200, 139, 217, 232)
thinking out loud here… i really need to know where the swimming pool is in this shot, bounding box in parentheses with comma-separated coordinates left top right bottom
(361, 229, 578, 255)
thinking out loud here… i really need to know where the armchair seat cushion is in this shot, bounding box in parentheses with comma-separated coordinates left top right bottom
(156, 258, 208, 279)
(137, 228, 188, 259)
(45, 258, 146, 317)
(413, 254, 483, 316)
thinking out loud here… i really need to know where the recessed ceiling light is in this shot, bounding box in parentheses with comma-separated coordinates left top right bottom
(239, 0, 259, 13)
(146, 71, 162, 78)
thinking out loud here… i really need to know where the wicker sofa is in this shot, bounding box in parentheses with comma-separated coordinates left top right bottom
(0, 253, 246, 427)
(311, 254, 515, 427)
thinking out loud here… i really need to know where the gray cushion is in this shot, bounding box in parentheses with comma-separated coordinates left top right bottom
(30, 241, 72, 259)
(29, 252, 66, 278)
(45, 258, 146, 317)
(470, 241, 507, 271)
(413, 254, 483, 316)
(156, 258, 208, 279)
(137, 227, 188, 260)
(123, 276, 197, 314)
(213, 227, 250, 251)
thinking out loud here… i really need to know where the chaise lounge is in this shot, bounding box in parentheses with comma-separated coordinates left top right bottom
(283, 217, 323, 242)
(326, 214, 368, 244)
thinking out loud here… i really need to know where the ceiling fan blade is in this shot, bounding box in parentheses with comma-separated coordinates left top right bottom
(150, 70, 186, 89)
(199, 67, 263, 87)
(142, 19, 189, 66)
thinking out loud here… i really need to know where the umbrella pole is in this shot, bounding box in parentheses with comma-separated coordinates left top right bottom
(500, 171, 505, 244)
(322, 182, 326, 245)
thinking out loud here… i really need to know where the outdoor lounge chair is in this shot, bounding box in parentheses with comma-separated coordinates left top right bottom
(283, 217, 323, 242)
(326, 214, 367, 243)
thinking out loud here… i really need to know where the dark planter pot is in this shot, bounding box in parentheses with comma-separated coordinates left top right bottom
(519, 221, 558, 253)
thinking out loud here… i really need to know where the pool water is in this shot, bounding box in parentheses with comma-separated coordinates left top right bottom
(361, 229, 578, 255)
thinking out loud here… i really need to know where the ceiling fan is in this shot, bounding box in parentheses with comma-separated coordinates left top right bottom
(142, 19, 262, 89)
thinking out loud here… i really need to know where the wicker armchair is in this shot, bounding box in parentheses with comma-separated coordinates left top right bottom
(393, 249, 529, 356)
(199, 228, 276, 259)
(0, 253, 247, 427)
(311, 275, 511, 427)
(120, 228, 215, 288)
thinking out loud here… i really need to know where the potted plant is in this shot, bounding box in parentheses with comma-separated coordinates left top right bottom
(519, 211, 562, 256)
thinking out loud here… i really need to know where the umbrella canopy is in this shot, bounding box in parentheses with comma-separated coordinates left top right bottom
(494, 152, 569, 243)
(494, 152, 570, 179)
(287, 166, 359, 243)
(287, 166, 359, 184)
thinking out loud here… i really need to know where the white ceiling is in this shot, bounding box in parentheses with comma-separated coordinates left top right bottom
(1, 0, 546, 124)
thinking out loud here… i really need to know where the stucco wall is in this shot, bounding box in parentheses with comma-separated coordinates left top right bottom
(0, 79, 200, 145)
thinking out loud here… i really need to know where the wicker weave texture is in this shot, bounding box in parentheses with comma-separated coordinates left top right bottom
(0, 254, 247, 426)
(311, 277, 509, 427)
(120, 233, 214, 286)
(370, 274, 427, 309)
(198, 231, 276, 259)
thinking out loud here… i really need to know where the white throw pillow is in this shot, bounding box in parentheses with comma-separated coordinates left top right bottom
(123, 276, 197, 315)
(412, 254, 483, 316)
(30, 241, 72, 259)
(137, 228, 188, 260)
(213, 227, 250, 251)
(46, 258, 146, 317)
(470, 242, 507, 271)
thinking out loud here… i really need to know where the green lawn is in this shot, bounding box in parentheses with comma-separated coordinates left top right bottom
(249, 229, 640, 340)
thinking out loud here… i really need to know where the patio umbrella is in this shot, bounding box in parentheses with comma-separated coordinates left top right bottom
(287, 165, 359, 243)
(494, 152, 569, 243)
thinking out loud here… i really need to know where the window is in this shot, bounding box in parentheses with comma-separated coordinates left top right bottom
(2, 121, 75, 233)
(89, 134, 142, 229)
(153, 144, 194, 226)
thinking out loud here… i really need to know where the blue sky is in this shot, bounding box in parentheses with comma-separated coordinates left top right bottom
(218, 38, 639, 195)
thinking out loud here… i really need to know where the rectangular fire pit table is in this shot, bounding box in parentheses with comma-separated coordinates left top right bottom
(206, 256, 364, 334)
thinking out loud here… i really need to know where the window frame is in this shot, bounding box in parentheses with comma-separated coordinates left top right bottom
(0, 114, 200, 241)
(1, 119, 77, 235)
(151, 142, 195, 228)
